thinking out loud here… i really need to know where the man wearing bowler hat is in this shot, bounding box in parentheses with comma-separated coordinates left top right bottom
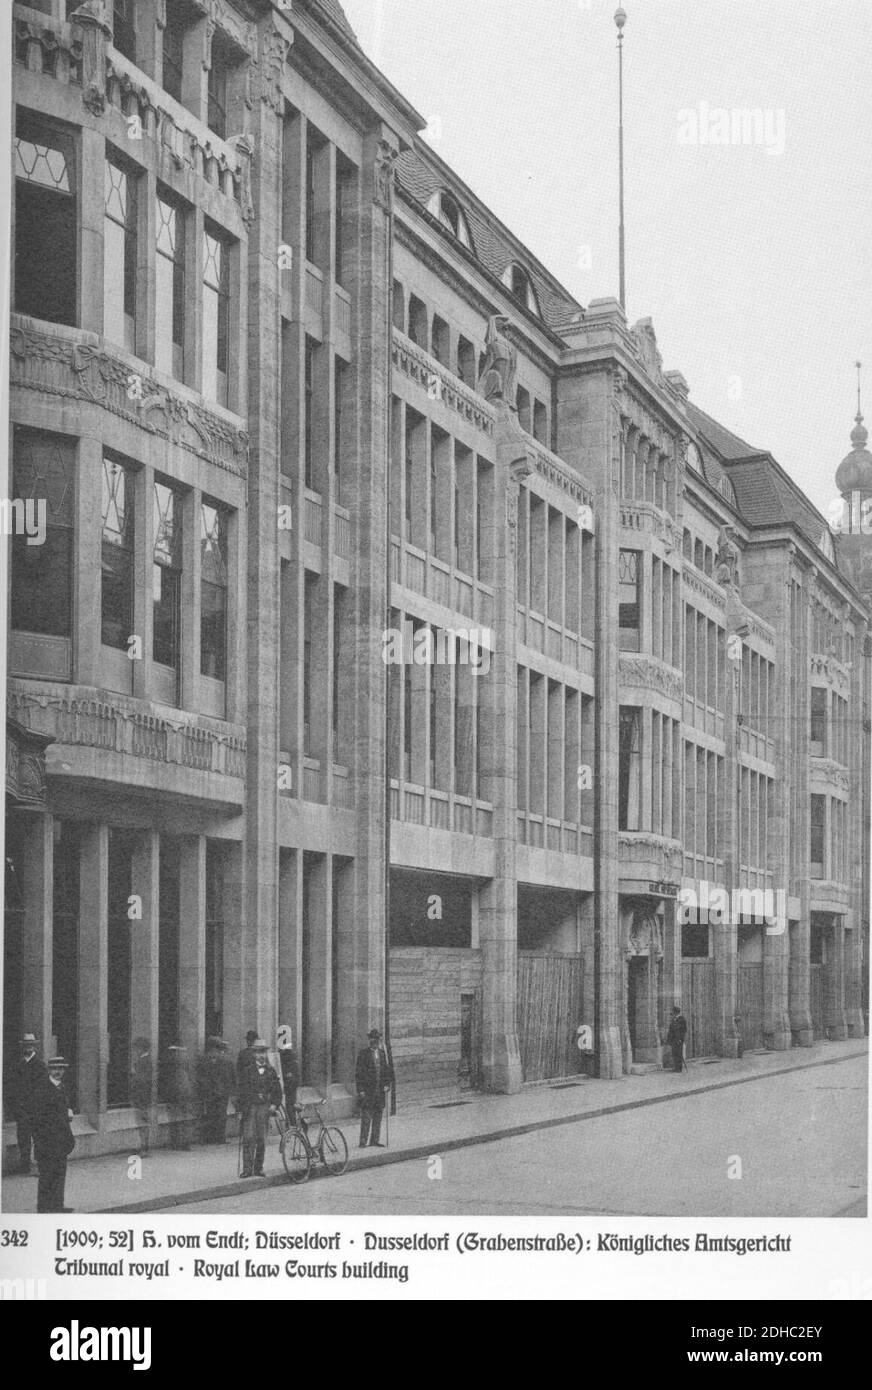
(237, 1039, 282, 1177)
(355, 1028, 393, 1148)
(12, 1033, 46, 1174)
(31, 1056, 75, 1213)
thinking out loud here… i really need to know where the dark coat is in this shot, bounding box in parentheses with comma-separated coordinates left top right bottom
(355, 1046, 393, 1106)
(31, 1076, 75, 1161)
(666, 1013, 688, 1047)
(279, 1050, 299, 1103)
(164, 1054, 193, 1104)
(237, 1061, 282, 1112)
(197, 1050, 235, 1104)
(130, 1052, 153, 1110)
(12, 1054, 47, 1121)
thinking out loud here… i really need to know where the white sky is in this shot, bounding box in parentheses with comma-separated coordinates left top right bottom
(342, 0, 872, 517)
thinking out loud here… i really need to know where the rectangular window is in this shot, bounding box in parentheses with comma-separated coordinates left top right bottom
(810, 794, 826, 879)
(200, 501, 228, 681)
(155, 192, 186, 380)
(810, 686, 827, 755)
(11, 428, 75, 639)
(152, 479, 183, 676)
(15, 113, 77, 326)
(305, 137, 317, 264)
(207, 43, 230, 140)
(304, 338, 315, 487)
(682, 922, 710, 958)
(103, 154, 137, 350)
(162, 5, 185, 103)
(202, 224, 230, 405)
(335, 162, 351, 288)
(112, 0, 136, 63)
(619, 549, 641, 651)
(332, 585, 343, 752)
(334, 358, 345, 492)
(101, 455, 135, 650)
(618, 707, 642, 831)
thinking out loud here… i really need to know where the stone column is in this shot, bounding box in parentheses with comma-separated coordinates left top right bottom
(78, 823, 109, 1125)
(74, 437, 104, 688)
(330, 126, 400, 1090)
(787, 563, 813, 1042)
(79, 124, 105, 335)
(717, 590, 742, 1057)
(477, 405, 530, 1093)
(302, 853, 331, 1086)
(277, 848, 301, 1050)
(178, 835, 206, 1057)
(221, 841, 245, 1049)
(844, 924, 865, 1037)
(826, 917, 848, 1040)
(21, 812, 54, 1056)
(239, 16, 292, 1048)
(130, 830, 160, 1083)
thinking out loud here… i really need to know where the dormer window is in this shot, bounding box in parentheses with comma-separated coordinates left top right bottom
(503, 262, 539, 315)
(427, 190, 473, 249)
(818, 527, 835, 563)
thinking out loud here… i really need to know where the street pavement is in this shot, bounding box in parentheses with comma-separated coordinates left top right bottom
(2, 1040, 866, 1217)
(172, 1051, 867, 1218)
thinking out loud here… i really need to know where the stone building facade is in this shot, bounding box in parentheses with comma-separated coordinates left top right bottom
(4, 0, 868, 1155)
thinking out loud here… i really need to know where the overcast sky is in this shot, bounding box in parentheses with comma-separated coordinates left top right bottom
(342, 0, 872, 518)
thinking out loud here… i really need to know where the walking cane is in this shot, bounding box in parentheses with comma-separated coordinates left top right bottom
(237, 1112, 243, 1177)
(384, 1092, 389, 1149)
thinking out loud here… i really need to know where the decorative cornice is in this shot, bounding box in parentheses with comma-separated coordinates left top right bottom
(10, 320, 248, 480)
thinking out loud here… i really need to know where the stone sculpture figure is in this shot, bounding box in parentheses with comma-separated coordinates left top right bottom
(715, 524, 740, 589)
(477, 314, 517, 405)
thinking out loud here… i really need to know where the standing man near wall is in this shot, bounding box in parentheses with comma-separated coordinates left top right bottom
(12, 1033, 46, 1174)
(666, 1006, 688, 1073)
(356, 1028, 394, 1148)
(31, 1056, 75, 1213)
(237, 1039, 282, 1177)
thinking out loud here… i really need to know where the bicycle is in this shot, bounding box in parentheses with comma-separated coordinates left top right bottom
(277, 1097, 348, 1183)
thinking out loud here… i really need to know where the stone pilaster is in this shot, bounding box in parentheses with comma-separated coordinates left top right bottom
(21, 812, 54, 1056)
(787, 558, 813, 1043)
(130, 830, 160, 1082)
(477, 404, 529, 1093)
(240, 15, 291, 1048)
(178, 835, 206, 1057)
(826, 918, 848, 1040)
(78, 823, 109, 1124)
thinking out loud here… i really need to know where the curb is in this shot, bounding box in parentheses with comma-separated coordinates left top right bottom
(97, 1047, 868, 1214)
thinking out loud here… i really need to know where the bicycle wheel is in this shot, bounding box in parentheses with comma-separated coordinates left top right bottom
(281, 1130, 311, 1184)
(319, 1125, 348, 1176)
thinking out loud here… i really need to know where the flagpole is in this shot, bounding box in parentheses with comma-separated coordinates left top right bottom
(615, 7, 627, 312)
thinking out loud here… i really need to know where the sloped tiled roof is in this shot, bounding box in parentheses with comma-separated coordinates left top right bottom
(688, 403, 832, 553)
(395, 149, 582, 333)
(687, 402, 761, 460)
(311, 0, 358, 44)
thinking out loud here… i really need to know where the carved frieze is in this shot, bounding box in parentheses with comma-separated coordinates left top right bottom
(391, 330, 495, 437)
(258, 23, 290, 110)
(8, 687, 247, 782)
(619, 654, 684, 704)
(10, 322, 248, 479)
(5, 719, 51, 808)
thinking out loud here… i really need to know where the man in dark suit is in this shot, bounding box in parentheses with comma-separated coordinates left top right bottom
(278, 1038, 300, 1120)
(12, 1033, 46, 1174)
(666, 1006, 688, 1073)
(197, 1037, 235, 1143)
(31, 1056, 75, 1213)
(237, 1039, 282, 1177)
(355, 1028, 393, 1148)
(236, 1029, 258, 1081)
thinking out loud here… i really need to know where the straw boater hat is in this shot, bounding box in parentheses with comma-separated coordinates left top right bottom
(21, 1033, 37, 1044)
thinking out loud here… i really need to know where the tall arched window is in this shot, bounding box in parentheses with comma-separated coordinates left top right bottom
(502, 262, 539, 315)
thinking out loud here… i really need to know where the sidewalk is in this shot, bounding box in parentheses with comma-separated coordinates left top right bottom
(3, 1039, 865, 1214)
